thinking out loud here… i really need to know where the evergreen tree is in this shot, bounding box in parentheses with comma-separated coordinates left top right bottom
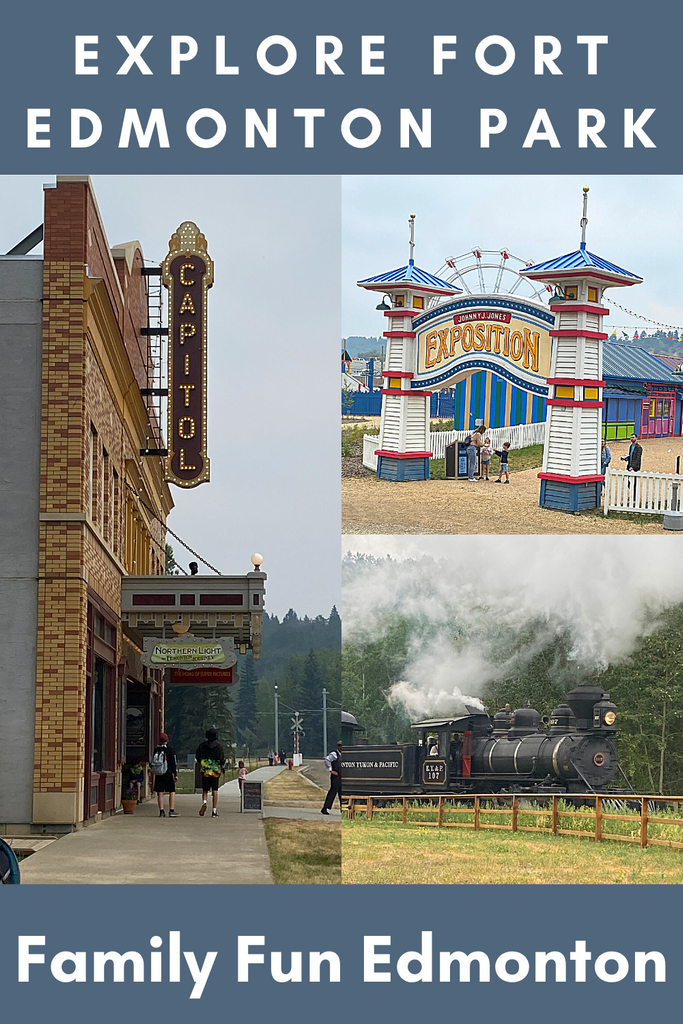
(300, 649, 324, 756)
(164, 685, 236, 761)
(236, 653, 257, 739)
(165, 544, 178, 574)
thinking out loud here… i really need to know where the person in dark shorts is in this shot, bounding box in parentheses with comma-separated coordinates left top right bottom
(152, 732, 179, 817)
(196, 728, 226, 818)
(493, 442, 511, 483)
(321, 740, 342, 815)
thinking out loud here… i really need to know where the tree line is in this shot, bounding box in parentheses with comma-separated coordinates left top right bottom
(165, 607, 341, 760)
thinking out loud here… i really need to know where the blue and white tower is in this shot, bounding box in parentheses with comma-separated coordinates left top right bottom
(520, 188, 643, 512)
(357, 216, 461, 481)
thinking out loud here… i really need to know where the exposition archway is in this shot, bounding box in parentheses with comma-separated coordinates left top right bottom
(411, 294, 552, 397)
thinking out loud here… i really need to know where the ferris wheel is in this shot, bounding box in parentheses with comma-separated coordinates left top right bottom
(432, 248, 553, 305)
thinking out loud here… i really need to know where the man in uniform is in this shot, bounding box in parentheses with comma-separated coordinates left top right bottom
(321, 740, 342, 815)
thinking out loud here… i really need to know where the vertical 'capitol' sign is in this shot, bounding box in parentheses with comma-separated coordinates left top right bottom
(162, 221, 213, 487)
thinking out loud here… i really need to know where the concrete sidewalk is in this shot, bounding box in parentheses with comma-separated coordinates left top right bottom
(263, 806, 341, 821)
(20, 766, 286, 885)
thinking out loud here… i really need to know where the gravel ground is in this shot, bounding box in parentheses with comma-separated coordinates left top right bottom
(342, 441, 375, 478)
(342, 437, 683, 536)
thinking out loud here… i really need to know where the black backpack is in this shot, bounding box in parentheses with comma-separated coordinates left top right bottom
(463, 434, 472, 445)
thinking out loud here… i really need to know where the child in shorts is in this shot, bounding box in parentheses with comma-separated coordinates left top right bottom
(494, 442, 511, 483)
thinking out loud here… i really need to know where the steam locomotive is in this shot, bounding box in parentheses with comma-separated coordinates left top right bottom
(343, 685, 626, 795)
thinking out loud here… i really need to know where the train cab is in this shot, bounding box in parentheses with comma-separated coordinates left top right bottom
(412, 708, 493, 789)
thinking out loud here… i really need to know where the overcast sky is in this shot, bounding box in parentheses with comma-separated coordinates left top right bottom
(343, 175, 683, 339)
(0, 175, 340, 619)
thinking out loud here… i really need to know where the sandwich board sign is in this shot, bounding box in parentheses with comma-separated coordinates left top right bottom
(242, 780, 262, 813)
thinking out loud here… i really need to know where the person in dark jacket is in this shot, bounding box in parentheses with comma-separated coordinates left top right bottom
(321, 740, 342, 815)
(153, 733, 179, 817)
(622, 434, 643, 502)
(196, 729, 226, 817)
(622, 434, 642, 471)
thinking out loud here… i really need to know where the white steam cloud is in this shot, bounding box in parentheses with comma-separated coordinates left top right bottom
(390, 637, 488, 719)
(343, 536, 683, 718)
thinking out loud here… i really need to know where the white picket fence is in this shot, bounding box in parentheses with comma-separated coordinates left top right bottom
(603, 469, 683, 516)
(362, 421, 547, 472)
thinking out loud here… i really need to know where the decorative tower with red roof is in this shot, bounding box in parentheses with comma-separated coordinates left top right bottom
(520, 188, 642, 512)
(357, 216, 461, 480)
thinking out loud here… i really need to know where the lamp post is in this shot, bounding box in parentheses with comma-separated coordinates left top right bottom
(322, 687, 328, 756)
(274, 685, 279, 754)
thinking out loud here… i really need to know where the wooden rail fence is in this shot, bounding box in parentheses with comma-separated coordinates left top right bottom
(342, 794, 683, 850)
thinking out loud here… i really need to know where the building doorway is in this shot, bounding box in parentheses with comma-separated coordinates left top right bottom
(85, 600, 117, 820)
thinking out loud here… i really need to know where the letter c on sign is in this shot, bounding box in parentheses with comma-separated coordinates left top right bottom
(180, 262, 195, 286)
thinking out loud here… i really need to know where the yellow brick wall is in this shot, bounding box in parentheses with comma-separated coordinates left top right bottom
(35, 182, 171, 818)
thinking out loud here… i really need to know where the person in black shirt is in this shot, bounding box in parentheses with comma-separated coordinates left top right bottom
(321, 740, 342, 815)
(152, 732, 179, 817)
(196, 729, 226, 818)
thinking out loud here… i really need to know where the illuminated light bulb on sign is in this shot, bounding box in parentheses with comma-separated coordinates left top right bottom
(162, 221, 213, 488)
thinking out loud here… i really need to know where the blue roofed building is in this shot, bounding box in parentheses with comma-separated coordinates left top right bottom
(602, 342, 683, 440)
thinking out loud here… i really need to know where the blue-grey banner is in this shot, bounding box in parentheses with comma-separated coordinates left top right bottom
(0, 885, 680, 1021)
(0, 0, 676, 172)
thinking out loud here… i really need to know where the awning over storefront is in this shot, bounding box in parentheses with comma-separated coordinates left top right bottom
(120, 571, 266, 657)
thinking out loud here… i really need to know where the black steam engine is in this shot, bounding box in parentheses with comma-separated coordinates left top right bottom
(343, 685, 625, 795)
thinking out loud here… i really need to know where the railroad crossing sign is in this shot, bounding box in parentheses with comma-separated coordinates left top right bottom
(291, 713, 305, 756)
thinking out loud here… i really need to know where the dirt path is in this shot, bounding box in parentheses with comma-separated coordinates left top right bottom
(342, 437, 683, 535)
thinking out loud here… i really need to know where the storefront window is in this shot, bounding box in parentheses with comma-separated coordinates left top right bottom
(126, 684, 149, 763)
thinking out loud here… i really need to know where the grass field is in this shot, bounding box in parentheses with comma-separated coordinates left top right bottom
(264, 767, 324, 805)
(265, 819, 341, 883)
(429, 443, 544, 480)
(342, 820, 683, 884)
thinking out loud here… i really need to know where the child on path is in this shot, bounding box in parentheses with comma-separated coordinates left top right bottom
(480, 437, 492, 480)
(494, 442, 511, 483)
(238, 760, 247, 792)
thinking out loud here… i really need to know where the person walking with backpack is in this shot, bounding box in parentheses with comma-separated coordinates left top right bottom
(151, 732, 179, 817)
(196, 728, 226, 817)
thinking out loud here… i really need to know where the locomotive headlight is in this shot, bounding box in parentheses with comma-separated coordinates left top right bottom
(604, 711, 616, 726)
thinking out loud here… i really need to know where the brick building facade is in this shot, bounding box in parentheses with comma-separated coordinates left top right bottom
(0, 176, 173, 832)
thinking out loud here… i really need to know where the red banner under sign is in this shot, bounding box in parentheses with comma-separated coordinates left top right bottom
(169, 666, 236, 686)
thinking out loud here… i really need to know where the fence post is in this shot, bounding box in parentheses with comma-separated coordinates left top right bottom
(512, 795, 518, 832)
(552, 795, 558, 835)
(367, 797, 373, 822)
(640, 797, 648, 848)
(474, 795, 480, 831)
(438, 796, 444, 827)
(402, 797, 407, 824)
(595, 796, 602, 842)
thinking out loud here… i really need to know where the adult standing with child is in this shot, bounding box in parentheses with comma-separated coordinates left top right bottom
(466, 424, 486, 481)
